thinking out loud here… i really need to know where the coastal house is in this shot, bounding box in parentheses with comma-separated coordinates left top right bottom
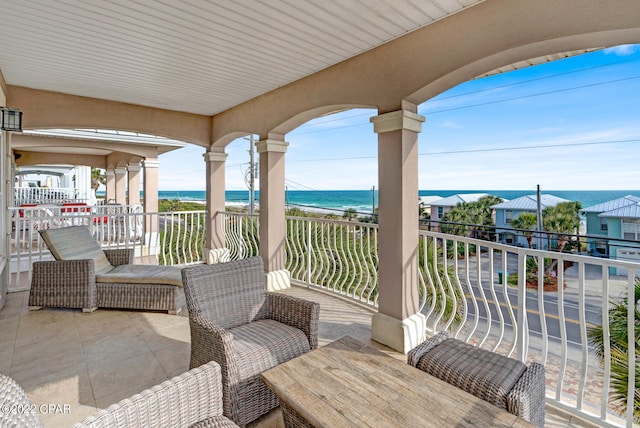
(1, 2, 639, 427)
(428, 193, 489, 230)
(418, 195, 442, 221)
(581, 195, 640, 275)
(491, 194, 571, 249)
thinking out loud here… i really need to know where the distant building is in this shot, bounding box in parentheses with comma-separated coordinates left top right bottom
(491, 194, 570, 248)
(581, 195, 640, 275)
(419, 195, 442, 220)
(428, 193, 489, 231)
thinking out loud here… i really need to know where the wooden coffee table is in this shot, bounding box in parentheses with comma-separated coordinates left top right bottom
(261, 336, 534, 427)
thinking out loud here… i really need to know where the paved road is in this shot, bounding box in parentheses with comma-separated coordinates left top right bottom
(423, 251, 629, 349)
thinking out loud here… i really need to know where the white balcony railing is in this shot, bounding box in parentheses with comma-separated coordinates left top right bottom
(7, 209, 637, 427)
(14, 186, 92, 205)
(8, 206, 206, 292)
(222, 212, 637, 428)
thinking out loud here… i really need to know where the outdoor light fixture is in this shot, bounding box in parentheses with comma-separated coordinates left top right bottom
(1, 107, 23, 132)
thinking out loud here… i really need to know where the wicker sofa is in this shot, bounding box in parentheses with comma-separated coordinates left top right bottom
(1, 361, 239, 428)
(28, 226, 185, 314)
(408, 331, 546, 427)
(181, 257, 320, 427)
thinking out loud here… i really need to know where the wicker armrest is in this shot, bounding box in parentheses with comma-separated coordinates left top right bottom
(189, 315, 241, 424)
(29, 259, 97, 310)
(0, 374, 43, 428)
(104, 248, 134, 266)
(407, 331, 449, 367)
(507, 362, 546, 427)
(266, 292, 320, 350)
(72, 361, 239, 428)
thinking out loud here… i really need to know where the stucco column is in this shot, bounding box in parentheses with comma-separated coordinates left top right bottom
(203, 150, 229, 264)
(114, 166, 127, 204)
(127, 163, 141, 206)
(142, 159, 159, 249)
(370, 104, 426, 353)
(257, 136, 290, 291)
(105, 170, 115, 203)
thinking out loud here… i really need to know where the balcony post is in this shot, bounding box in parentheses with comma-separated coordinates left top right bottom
(203, 150, 229, 263)
(257, 136, 290, 291)
(127, 162, 141, 206)
(114, 166, 127, 204)
(105, 169, 115, 203)
(370, 102, 426, 353)
(142, 158, 159, 247)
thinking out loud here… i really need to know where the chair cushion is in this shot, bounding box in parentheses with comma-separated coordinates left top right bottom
(230, 319, 311, 380)
(416, 338, 527, 409)
(40, 226, 114, 275)
(96, 264, 183, 286)
(181, 257, 268, 329)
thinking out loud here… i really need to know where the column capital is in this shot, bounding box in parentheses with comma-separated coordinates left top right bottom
(256, 139, 289, 154)
(127, 163, 141, 172)
(370, 110, 425, 134)
(105, 170, 115, 177)
(203, 152, 228, 162)
(114, 166, 127, 175)
(142, 159, 160, 168)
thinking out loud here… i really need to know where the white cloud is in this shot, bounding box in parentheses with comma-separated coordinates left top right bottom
(439, 120, 462, 129)
(603, 44, 638, 56)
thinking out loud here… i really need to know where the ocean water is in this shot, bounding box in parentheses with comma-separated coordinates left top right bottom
(156, 189, 640, 215)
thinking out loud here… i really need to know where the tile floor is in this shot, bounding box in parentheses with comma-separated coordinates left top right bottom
(0, 287, 601, 427)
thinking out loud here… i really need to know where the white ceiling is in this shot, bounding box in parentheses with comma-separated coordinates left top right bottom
(0, 0, 483, 116)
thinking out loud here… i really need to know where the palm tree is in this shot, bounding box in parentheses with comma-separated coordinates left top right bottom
(441, 195, 503, 239)
(542, 201, 582, 253)
(587, 280, 640, 423)
(511, 212, 538, 248)
(91, 167, 106, 192)
(342, 207, 358, 221)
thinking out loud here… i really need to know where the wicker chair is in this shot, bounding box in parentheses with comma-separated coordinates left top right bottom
(1, 361, 238, 428)
(0, 372, 43, 428)
(408, 332, 546, 427)
(181, 257, 320, 427)
(28, 226, 185, 314)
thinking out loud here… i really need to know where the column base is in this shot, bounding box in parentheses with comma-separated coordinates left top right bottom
(371, 312, 426, 354)
(265, 269, 291, 291)
(203, 248, 230, 264)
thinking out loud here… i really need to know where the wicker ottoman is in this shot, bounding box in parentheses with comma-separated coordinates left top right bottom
(408, 332, 545, 427)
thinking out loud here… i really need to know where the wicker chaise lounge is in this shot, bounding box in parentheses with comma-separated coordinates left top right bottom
(408, 331, 546, 427)
(1, 361, 239, 427)
(28, 226, 185, 314)
(181, 257, 320, 427)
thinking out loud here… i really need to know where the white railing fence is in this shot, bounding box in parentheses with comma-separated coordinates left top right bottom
(9, 207, 206, 292)
(8, 208, 637, 427)
(14, 187, 92, 205)
(220, 212, 259, 261)
(221, 212, 637, 428)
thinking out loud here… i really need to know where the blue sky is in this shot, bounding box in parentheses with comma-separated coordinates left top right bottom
(159, 44, 640, 192)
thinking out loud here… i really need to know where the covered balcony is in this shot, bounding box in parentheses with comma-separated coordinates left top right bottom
(1, 1, 639, 427)
(2, 210, 637, 427)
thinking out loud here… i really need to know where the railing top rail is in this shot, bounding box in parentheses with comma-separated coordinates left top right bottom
(419, 228, 640, 269)
(286, 215, 379, 228)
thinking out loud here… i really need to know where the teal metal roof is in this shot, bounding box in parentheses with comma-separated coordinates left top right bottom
(581, 195, 640, 213)
(490, 194, 571, 211)
(598, 204, 640, 219)
(430, 193, 490, 207)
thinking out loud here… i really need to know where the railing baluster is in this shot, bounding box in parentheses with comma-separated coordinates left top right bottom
(555, 258, 569, 401)
(624, 272, 635, 428)
(577, 261, 588, 411)
(516, 249, 527, 362)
